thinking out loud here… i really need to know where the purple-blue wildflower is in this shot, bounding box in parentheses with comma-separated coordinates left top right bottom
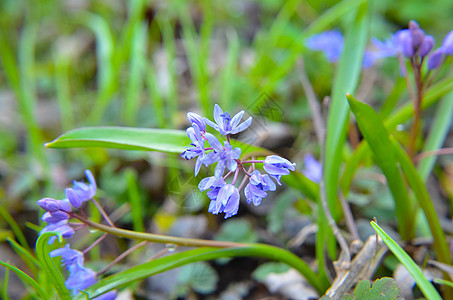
(442, 30, 453, 55)
(428, 48, 444, 70)
(201, 133, 241, 179)
(65, 170, 97, 208)
(183, 106, 296, 217)
(244, 171, 276, 206)
(40, 220, 75, 244)
(38, 198, 72, 212)
(204, 104, 252, 136)
(302, 154, 322, 183)
(263, 155, 296, 185)
(306, 30, 343, 62)
(187, 112, 206, 132)
(209, 184, 240, 219)
(181, 124, 206, 176)
(42, 210, 69, 223)
(51, 244, 117, 299)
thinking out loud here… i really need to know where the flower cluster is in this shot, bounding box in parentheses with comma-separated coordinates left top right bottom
(37, 171, 116, 299)
(181, 104, 296, 218)
(372, 20, 453, 71)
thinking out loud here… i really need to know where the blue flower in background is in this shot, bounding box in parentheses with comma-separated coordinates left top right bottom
(244, 170, 276, 206)
(181, 124, 206, 176)
(40, 220, 74, 244)
(302, 154, 322, 183)
(442, 30, 453, 54)
(201, 133, 241, 179)
(66, 170, 97, 208)
(263, 155, 296, 185)
(306, 30, 343, 62)
(204, 104, 252, 136)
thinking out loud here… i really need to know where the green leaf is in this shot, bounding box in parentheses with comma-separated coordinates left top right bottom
(215, 219, 258, 244)
(177, 262, 218, 295)
(252, 262, 290, 282)
(0, 260, 46, 298)
(324, 0, 369, 220)
(347, 94, 413, 240)
(371, 221, 442, 300)
(342, 277, 401, 300)
(45, 126, 270, 156)
(35, 232, 72, 300)
(390, 138, 451, 266)
(6, 237, 40, 276)
(77, 244, 325, 298)
(45, 126, 189, 153)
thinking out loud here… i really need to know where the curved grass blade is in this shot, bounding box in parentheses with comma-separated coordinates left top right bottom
(77, 244, 326, 299)
(347, 94, 413, 240)
(0, 260, 46, 298)
(35, 232, 71, 300)
(391, 138, 451, 266)
(371, 221, 442, 300)
(6, 237, 39, 276)
(324, 0, 369, 220)
(0, 207, 30, 251)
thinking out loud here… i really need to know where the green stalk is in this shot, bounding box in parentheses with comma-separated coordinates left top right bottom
(74, 216, 325, 293)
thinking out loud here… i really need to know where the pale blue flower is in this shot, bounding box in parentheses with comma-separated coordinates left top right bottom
(40, 220, 74, 244)
(201, 133, 241, 179)
(66, 170, 97, 208)
(442, 30, 453, 55)
(428, 48, 444, 70)
(209, 184, 240, 219)
(302, 154, 322, 183)
(244, 170, 276, 206)
(38, 198, 72, 212)
(306, 30, 343, 62)
(263, 155, 296, 185)
(204, 104, 252, 136)
(187, 112, 206, 132)
(42, 211, 69, 223)
(198, 176, 226, 200)
(181, 124, 206, 176)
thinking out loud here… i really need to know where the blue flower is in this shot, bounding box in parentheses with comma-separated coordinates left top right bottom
(442, 30, 453, 55)
(38, 198, 72, 212)
(42, 210, 69, 223)
(244, 170, 276, 206)
(208, 184, 240, 219)
(66, 170, 97, 208)
(198, 176, 226, 200)
(306, 30, 343, 62)
(428, 48, 444, 70)
(181, 124, 206, 176)
(50, 244, 84, 268)
(302, 154, 322, 183)
(204, 104, 252, 136)
(40, 220, 75, 244)
(263, 155, 296, 185)
(201, 133, 241, 179)
(187, 112, 206, 132)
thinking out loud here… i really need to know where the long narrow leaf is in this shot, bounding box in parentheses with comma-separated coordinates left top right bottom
(371, 221, 442, 300)
(391, 138, 451, 265)
(77, 244, 326, 299)
(347, 94, 413, 239)
(35, 232, 71, 300)
(0, 260, 46, 298)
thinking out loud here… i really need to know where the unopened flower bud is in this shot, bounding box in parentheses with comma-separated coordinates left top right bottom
(398, 30, 414, 57)
(38, 198, 71, 212)
(409, 20, 424, 48)
(442, 30, 453, 55)
(427, 48, 444, 70)
(187, 112, 206, 132)
(419, 35, 434, 57)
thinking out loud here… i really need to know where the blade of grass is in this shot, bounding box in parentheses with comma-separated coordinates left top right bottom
(324, 1, 369, 220)
(55, 57, 75, 132)
(0, 260, 46, 299)
(391, 138, 451, 266)
(35, 232, 71, 299)
(219, 30, 240, 109)
(124, 21, 147, 125)
(6, 237, 39, 276)
(371, 221, 442, 300)
(0, 207, 30, 251)
(126, 169, 145, 232)
(417, 91, 453, 182)
(347, 94, 414, 239)
(379, 77, 406, 119)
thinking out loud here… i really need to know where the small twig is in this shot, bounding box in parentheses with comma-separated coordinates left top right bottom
(91, 198, 116, 228)
(148, 247, 170, 262)
(297, 58, 325, 146)
(97, 241, 148, 275)
(83, 233, 108, 255)
(338, 190, 360, 242)
(414, 147, 453, 162)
